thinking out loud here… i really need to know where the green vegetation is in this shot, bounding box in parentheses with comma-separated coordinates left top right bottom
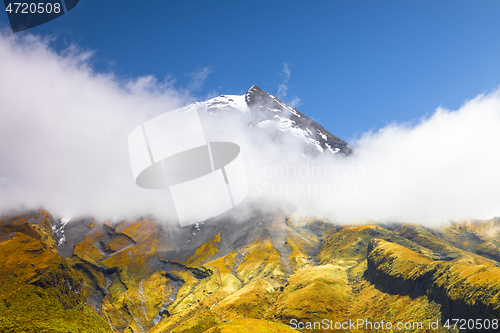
(367, 238, 500, 321)
(318, 224, 431, 266)
(0, 214, 112, 333)
(347, 260, 442, 333)
(267, 264, 352, 330)
(2, 211, 500, 332)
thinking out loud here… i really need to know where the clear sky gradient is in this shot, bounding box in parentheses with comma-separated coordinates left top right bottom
(2, 0, 500, 142)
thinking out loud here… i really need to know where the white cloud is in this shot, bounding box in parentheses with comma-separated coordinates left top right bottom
(277, 63, 301, 108)
(245, 92, 500, 225)
(343, 95, 500, 224)
(289, 96, 301, 108)
(1, 32, 499, 227)
(0, 33, 187, 220)
(278, 63, 291, 98)
(188, 67, 212, 91)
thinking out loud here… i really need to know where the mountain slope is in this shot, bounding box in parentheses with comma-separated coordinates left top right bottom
(0, 211, 112, 333)
(2, 210, 500, 333)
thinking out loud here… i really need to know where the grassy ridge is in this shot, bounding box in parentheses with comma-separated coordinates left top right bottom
(367, 238, 500, 322)
(266, 264, 352, 332)
(0, 212, 111, 333)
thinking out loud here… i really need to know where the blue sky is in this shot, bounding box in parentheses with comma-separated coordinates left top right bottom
(2, 0, 500, 141)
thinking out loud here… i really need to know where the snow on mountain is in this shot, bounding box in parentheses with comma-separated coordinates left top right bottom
(191, 93, 249, 114)
(52, 216, 71, 246)
(186, 85, 353, 156)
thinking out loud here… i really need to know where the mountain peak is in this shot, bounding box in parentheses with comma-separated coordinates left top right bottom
(247, 84, 263, 92)
(244, 84, 279, 108)
(242, 85, 353, 156)
(192, 85, 353, 156)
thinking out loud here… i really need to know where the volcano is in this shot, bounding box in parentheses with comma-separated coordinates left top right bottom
(1, 87, 500, 333)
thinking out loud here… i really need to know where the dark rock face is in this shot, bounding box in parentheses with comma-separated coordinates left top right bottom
(55, 216, 95, 258)
(245, 85, 354, 156)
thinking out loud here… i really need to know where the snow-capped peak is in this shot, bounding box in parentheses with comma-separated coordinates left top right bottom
(202, 94, 249, 113)
(181, 85, 353, 156)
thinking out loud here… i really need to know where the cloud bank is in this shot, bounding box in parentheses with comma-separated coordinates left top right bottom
(244, 93, 500, 226)
(345, 97, 500, 224)
(0, 33, 187, 220)
(1, 33, 499, 226)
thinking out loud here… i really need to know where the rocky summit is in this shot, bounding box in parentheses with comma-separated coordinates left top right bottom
(188, 85, 354, 157)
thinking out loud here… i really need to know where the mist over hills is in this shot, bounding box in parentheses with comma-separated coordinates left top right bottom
(1, 90, 500, 331)
(2, 29, 500, 224)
